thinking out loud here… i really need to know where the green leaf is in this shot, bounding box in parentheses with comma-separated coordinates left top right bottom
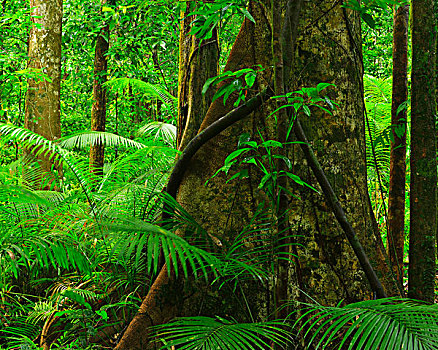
(223, 80, 242, 104)
(96, 309, 108, 320)
(224, 148, 250, 166)
(212, 84, 233, 103)
(361, 12, 376, 28)
(302, 105, 311, 116)
(238, 133, 251, 147)
(244, 71, 256, 87)
(238, 7, 255, 23)
(396, 100, 408, 116)
(260, 140, 283, 148)
(316, 83, 334, 92)
(258, 173, 272, 189)
(284, 172, 318, 192)
(61, 289, 92, 310)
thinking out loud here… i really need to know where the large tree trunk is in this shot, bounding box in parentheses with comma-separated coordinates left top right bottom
(408, 0, 437, 302)
(181, 0, 397, 302)
(116, 1, 396, 348)
(387, 4, 409, 290)
(25, 0, 62, 187)
(89, 0, 111, 177)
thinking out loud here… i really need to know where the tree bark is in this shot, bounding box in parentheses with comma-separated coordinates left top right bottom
(387, 4, 409, 290)
(177, 2, 219, 150)
(272, 0, 304, 322)
(90, 0, 111, 177)
(408, 0, 437, 303)
(24, 0, 62, 188)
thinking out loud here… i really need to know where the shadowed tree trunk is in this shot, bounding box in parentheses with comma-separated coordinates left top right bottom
(151, 47, 163, 121)
(408, 0, 437, 303)
(177, 2, 219, 150)
(115, 1, 396, 348)
(90, 0, 112, 177)
(387, 4, 409, 291)
(25, 0, 62, 188)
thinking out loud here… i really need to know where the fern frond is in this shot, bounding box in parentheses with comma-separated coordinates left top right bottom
(364, 75, 393, 179)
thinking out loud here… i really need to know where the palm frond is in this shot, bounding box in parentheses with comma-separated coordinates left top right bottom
(1, 228, 91, 278)
(104, 77, 176, 105)
(27, 300, 56, 324)
(291, 298, 438, 350)
(0, 123, 59, 161)
(161, 195, 277, 288)
(0, 124, 96, 203)
(97, 145, 176, 194)
(152, 316, 293, 350)
(1, 316, 41, 347)
(58, 131, 146, 150)
(136, 122, 177, 146)
(105, 218, 221, 280)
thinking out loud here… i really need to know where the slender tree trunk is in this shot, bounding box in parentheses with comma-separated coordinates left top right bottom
(272, 0, 304, 322)
(90, 0, 111, 177)
(152, 47, 163, 121)
(25, 0, 62, 188)
(387, 4, 409, 291)
(408, 0, 437, 303)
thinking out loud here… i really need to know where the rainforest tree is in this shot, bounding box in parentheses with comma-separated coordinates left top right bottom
(24, 0, 63, 186)
(89, 0, 113, 176)
(408, 0, 437, 302)
(116, 1, 397, 348)
(387, 3, 408, 289)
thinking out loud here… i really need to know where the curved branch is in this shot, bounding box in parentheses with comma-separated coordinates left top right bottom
(164, 88, 270, 203)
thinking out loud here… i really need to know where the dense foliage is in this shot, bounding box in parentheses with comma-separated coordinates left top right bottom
(0, 0, 435, 349)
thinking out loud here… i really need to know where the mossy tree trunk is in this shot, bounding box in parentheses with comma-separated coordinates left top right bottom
(89, 0, 112, 177)
(408, 0, 437, 303)
(177, 1, 219, 150)
(387, 4, 409, 290)
(25, 0, 62, 188)
(279, 1, 395, 304)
